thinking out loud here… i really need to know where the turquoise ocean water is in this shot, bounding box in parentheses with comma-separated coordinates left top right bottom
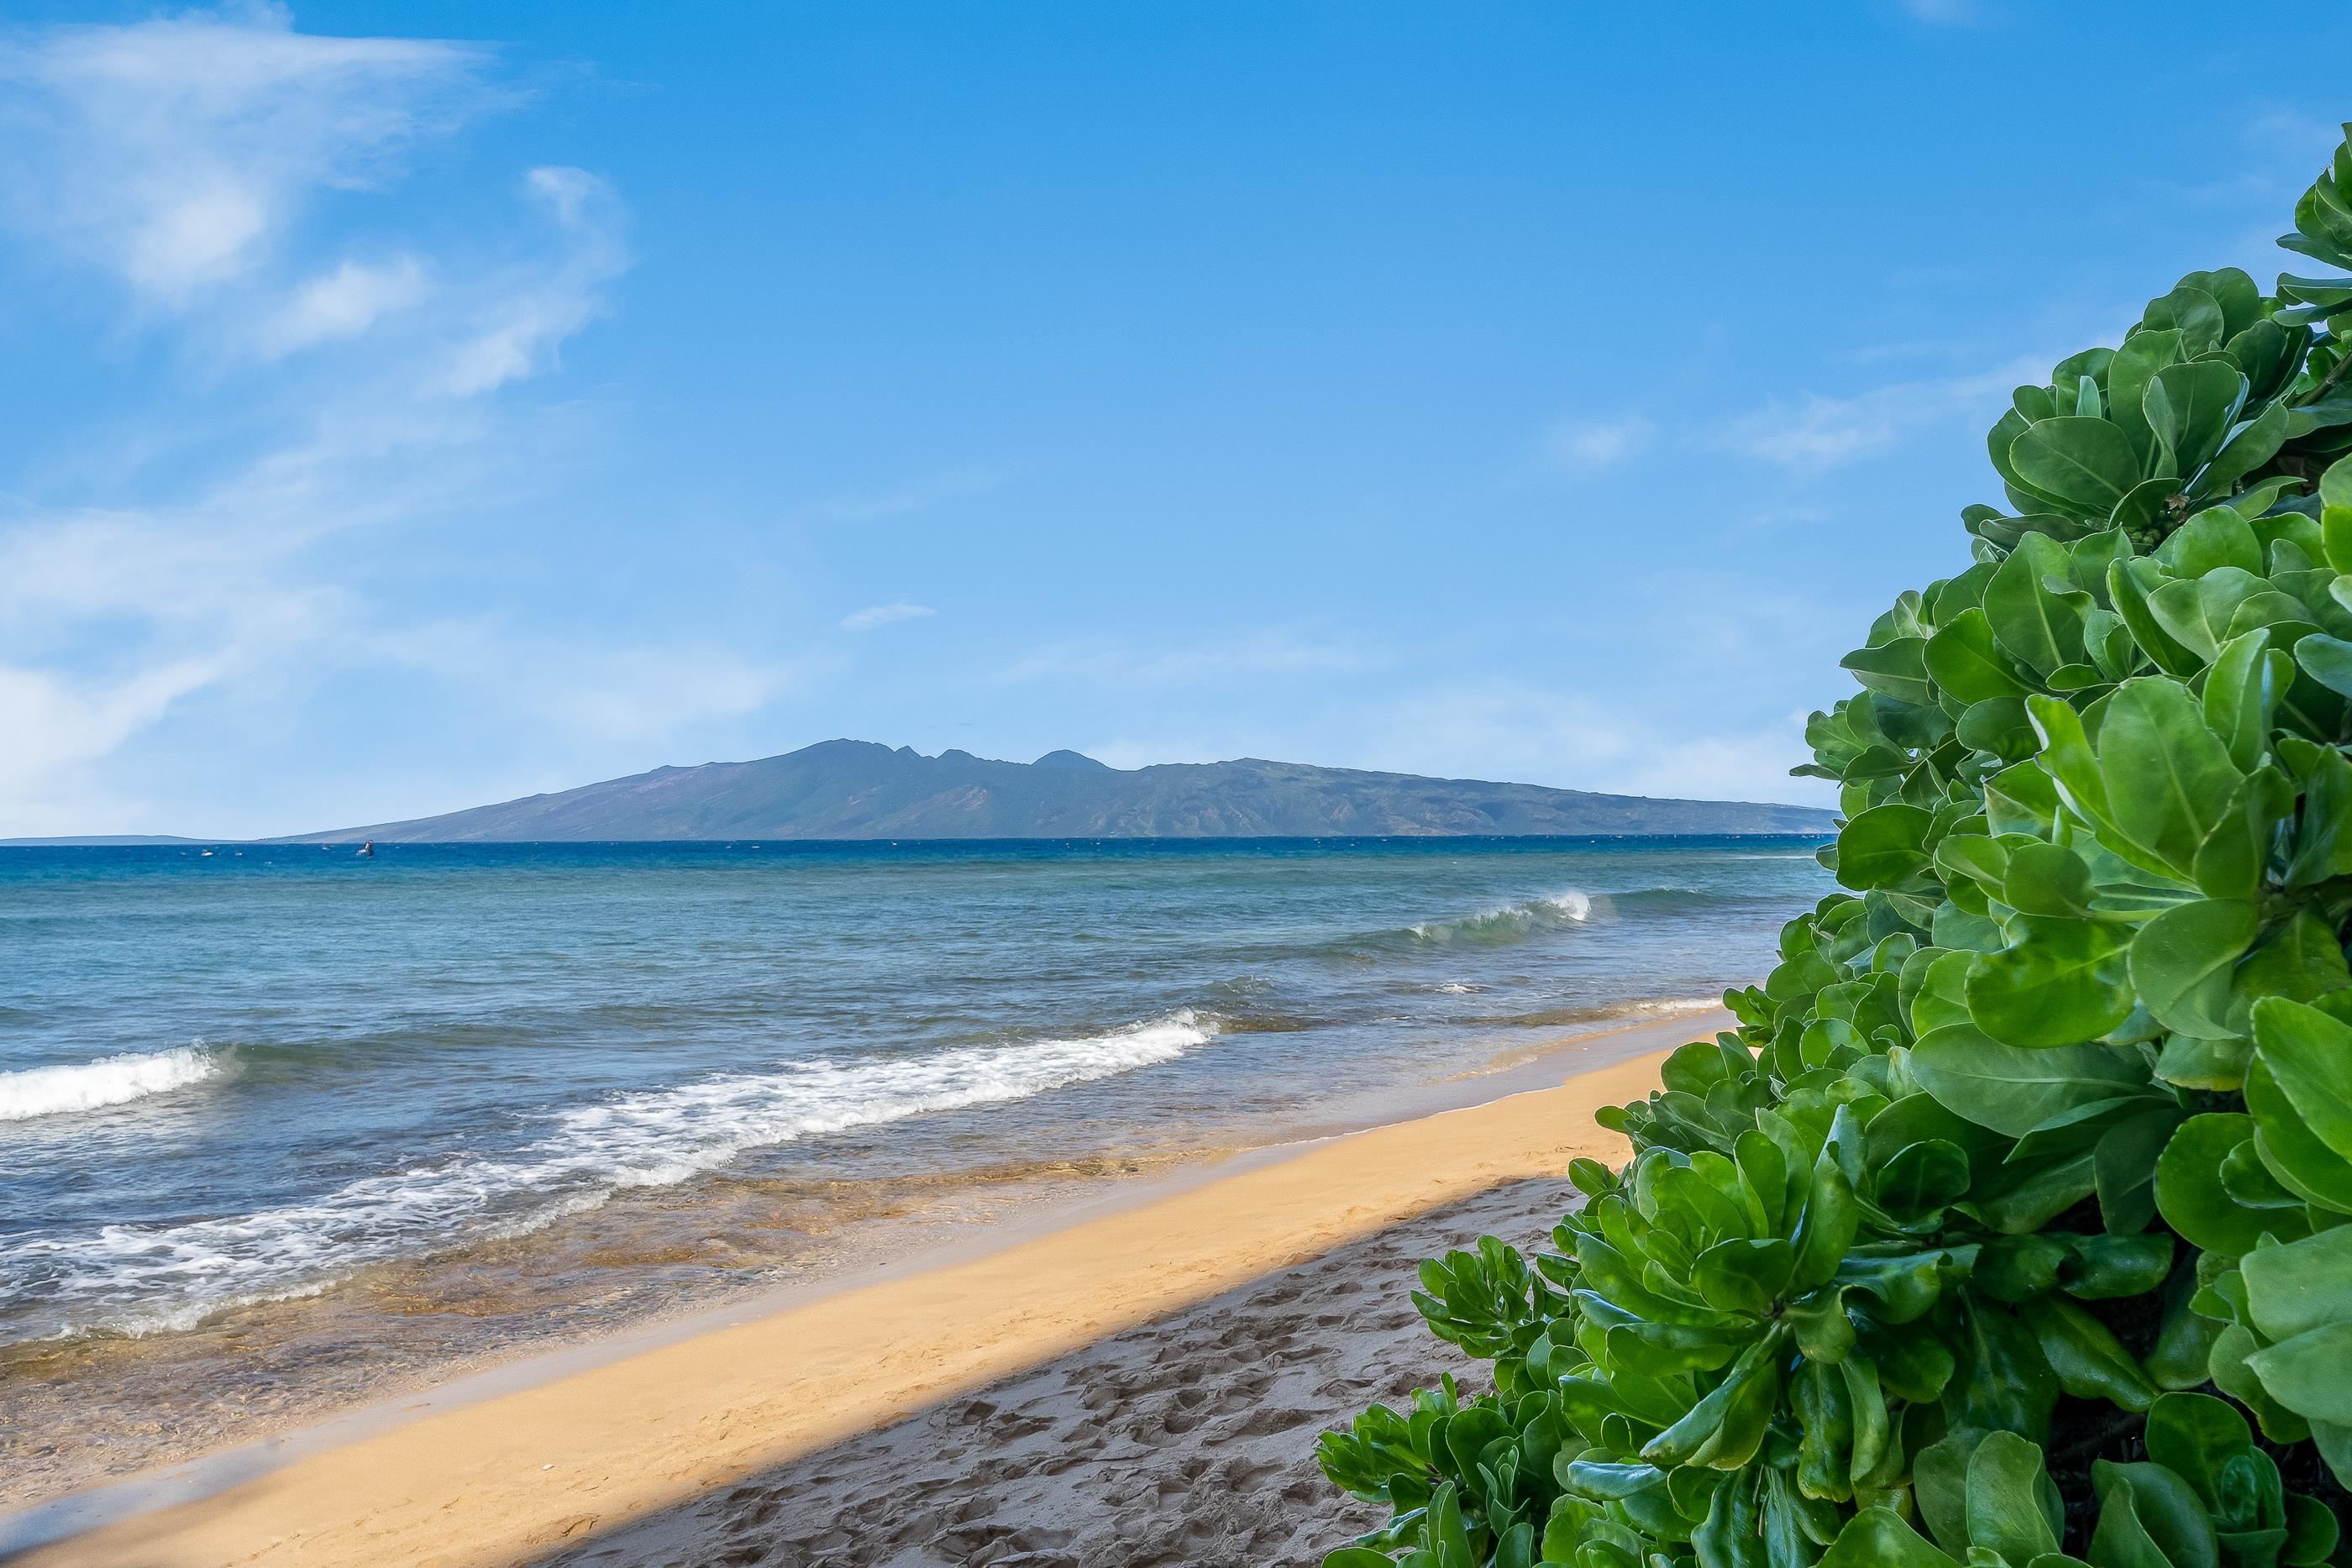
(0, 836, 1829, 1495)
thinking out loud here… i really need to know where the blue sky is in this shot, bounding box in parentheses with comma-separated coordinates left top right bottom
(2, 2, 2349, 836)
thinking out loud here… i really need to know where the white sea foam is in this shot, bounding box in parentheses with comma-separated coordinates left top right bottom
(1625, 995, 1727, 1017)
(1408, 890, 1606, 944)
(0, 1046, 223, 1123)
(0, 1012, 1215, 1341)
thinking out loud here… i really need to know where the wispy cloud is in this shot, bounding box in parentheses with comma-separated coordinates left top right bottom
(0, 6, 659, 835)
(255, 254, 428, 355)
(435, 165, 628, 396)
(841, 600, 936, 632)
(0, 3, 493, 304)
(1370, 683, 1830, 807)
(369, 622, 804, 743)
(1726, 357, 2037, 473)
(1545, 415, 1653, 471)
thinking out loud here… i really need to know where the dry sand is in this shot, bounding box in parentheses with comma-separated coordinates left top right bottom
(9, 1013, 1707, 1568)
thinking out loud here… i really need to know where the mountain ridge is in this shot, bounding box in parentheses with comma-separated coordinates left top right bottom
(282, 739, 1834, 842)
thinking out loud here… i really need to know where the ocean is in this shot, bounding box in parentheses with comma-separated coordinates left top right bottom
(0, 836, 1829, 1502)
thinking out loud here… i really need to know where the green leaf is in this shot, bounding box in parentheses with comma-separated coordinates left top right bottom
(1877, 1138, 1971, 1215)
(2200, 628, 2279, 772)
(1926, 607, 2033, 703)
(2127, 899, 2258, 1038)
(1790, 1139, 1860, 1293)
(2247, 1324, 2352, 1427)
(1638, 1329, 1780, 1469)
(2092, 1460, 2220, 1568)
(1837, 803, 1935, 892)
(1967, 1431, 2063, 1563)
(2010, 417, 2145, 516)
(2144, 1392, 2254, 1512)
(2250, 997, 2352, 1164)
(2003, 842, 2096, 917)
(1914, 1432, 1982, 1555)
(2145, 360, 2249, 480)
(2202, 398, 2293, 496)
(2096, 1109, 2179, 1233)
(2229, 911, 2350, 1027)
(2149, 567, 2265, 663)
(2021, 1294, 2158, 1412)
(1819, 1508, 1961, 1568)
(2293, 633, 2352, 699)
(2064, 1231, 2175, 1298)
(2156, 1112, 2312, 1256)
(1908, 1021, 2151, 1136)
(2285, 1490, 2340, 1565)
(2096, 677, 2244, 879)
(2155, 1036, 2250, 1092)
(2325, 453, 2352, 512)
(2241, 1223, 2352, 1345)
(1986, 757, 2063, 839)
(2110, 330, 2184, 468)
(2155, 506, 2264, 577)
(2110, 558, 2205, 677)
(2246, 1057, 2352, 1214)
(1986, 534, 2092, 675)
(1965, 915, 2135, 1047)
(2026, 693, 2114, 830)
(1693, 1237, 1794, 1316)
(2145, 284, 2226, 357)
(1845, 637, 1935, 706)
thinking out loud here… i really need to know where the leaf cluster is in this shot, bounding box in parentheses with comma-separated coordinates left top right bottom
(1316, 129, 2352, 1568)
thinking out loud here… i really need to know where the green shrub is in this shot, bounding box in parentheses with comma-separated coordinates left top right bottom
(1318, 125, 2352, 1568)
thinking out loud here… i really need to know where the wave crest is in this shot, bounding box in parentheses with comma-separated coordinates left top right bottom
(0, 1012, 1215, 1340)
(0, 1046, 223, 1123)
(1406, 891, 1605, 947)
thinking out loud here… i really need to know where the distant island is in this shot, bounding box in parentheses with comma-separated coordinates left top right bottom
(255, 740, 1832, 842)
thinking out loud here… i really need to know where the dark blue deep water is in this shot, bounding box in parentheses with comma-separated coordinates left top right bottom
(0, 837, 1830, 1353)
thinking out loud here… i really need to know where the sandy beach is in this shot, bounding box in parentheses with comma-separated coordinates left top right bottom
(6, 1013, 1705, 1568)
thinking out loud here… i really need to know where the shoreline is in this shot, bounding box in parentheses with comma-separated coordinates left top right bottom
(2, 1009, 1714, 1568)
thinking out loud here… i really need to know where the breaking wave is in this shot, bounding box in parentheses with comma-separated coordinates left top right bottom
(1406, 891, 1605, 946)
(0, 1046, 223, 1123)
(0, 1012, 1215, 1341)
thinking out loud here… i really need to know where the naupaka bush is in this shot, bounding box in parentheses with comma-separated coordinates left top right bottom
(1318, 127, 2352, 1568)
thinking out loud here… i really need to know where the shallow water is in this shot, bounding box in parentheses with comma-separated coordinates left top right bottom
(0, 836, 1829, 1499)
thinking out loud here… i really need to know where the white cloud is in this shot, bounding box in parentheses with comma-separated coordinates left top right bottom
(1727, 357, 2037, 473)
(0, 659, 224, 815)
(255, 254, 428, 354)
(841, 600, 936, 632)
(0, 8, 653, 836)
(0, 3, 491, 303)
(1369, 684, 1830, 807)
(1064, 688, 1831, 809)
(435, 167, 628, 397)
(1546, 415, 1653, 471)
(367, 621, 803, 744)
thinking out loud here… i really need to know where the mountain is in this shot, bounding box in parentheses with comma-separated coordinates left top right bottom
(0, 835, 212, 847)
(286, 740, 1833, 842)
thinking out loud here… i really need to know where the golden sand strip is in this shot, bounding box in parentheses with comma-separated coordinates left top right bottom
(15, 1015, 1705, 1568)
